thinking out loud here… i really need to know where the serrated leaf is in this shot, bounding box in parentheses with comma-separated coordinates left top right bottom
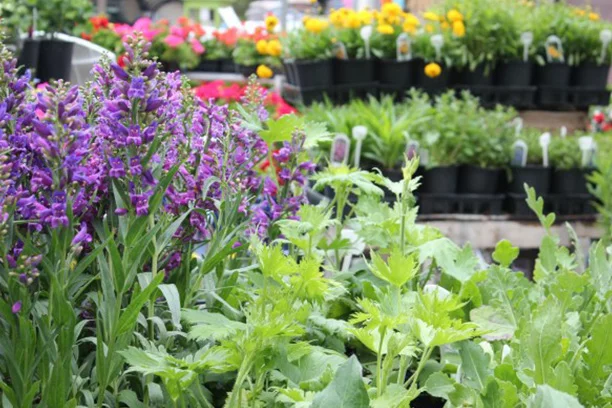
(182, 310, 246, 341)
(470, 305, 515, 341)
(311, 355, 369, 408)
(424, 372, 456, 399)
(260, 114, 303, 144)
(527, 385, 584, 408)
(492, 240, 519, 268)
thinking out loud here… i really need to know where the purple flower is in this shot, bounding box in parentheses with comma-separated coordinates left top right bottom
(109, 157, 126, 178)
(129, 156, 142, 175)
(263, 177, 277, 196)
(111, 63, 130, 81)
(71, 222, 92, 246)
(11, 301, 21, 314)
(273, 147, 291, 163)
(115, 208, 128, 215)
(127, 77, 146, 99)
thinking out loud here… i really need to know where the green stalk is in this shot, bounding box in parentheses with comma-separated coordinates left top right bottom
(228, 357, 253, 408)
(376, 328, 387, 397)
(404, 346, 433, 388)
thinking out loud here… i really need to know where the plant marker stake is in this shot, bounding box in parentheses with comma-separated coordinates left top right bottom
(539, 132, 551, 167)
(330, 133, 351, 167)
(511, 117, 523, 136)
(578, 136, 594, 168)
(545, 35, 564, 63)
(599, 29, 612, 64)
(521, 32, 533, 62)
(512, 140, 528, 167)
(420, 148, 430, 167)
(352, 126, 367, 168)
(396, 33, 412, 61)
(360, 26, 373, 59)
(560, 126, 567, 139)
(431, 34, 444, 61)
(332, 42, 348, 60)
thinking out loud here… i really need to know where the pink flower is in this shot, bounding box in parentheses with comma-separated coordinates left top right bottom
(141, 28, 161, 41)
(170, 26, 186, 38)
(164, 35, 185, 48)
(190, 39, 205, 55)
(133, 17, 153, 31)
(113, 23, 132, 37)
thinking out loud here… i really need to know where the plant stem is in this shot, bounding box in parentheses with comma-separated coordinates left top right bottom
(404, 346, 433, 388)
(376, 328, 387, 397)
(228, 357, 252, 408)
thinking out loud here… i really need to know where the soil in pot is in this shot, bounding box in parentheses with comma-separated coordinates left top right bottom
(285, 59, 332, 88)
(459, 165, 502, 194)
(534, 62, 571, 87)
(413, 59, 450, 90)
(37, 39, 74, 82)
(571, 63, 610, 88)
(333, 58, 376, 85)
(17, 39, 40, 74)
(551, 168, 591, 195)
(420, 166, 459, 194)
(377, 59, 416, 89)
(508, 165, 552, 195)
(495, 60, 533, 86)
(455, 63, 494, 86)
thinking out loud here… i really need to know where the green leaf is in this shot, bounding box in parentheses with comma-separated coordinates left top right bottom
(584, 314, 612, 382)
(470, 306, 515, 341)
(527, 385, 584, 408)
(459, 341, 491, 391)
(311, 355, 369, 408)
(158, 284, 182, 330)
(260, 114, 303, 145)
(424, 372, 456, 399)
(368, 249, 417, 288)
(481, 379, 519, 408)
(182, 310, 246, 341)
(370, 384, 417, 408)
(116, 273, 164, 336)
(492, 240, 519, 268)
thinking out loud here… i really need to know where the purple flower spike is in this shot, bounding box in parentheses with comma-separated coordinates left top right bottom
(111, 63, 130, 81)
(71, 222, 92, 246)
(127, 77, 146, 99)
(11, 301, 21, 314)
(109, 157, 126, 178)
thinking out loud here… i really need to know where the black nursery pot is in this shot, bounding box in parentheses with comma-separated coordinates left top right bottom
(495, 60, 534, 86)
(571, 63, 610, 88)
(508, 165, 552, 195)
(459, 165, 502, 194)
(17, 39, 40, 74)
(195, 59, 220, 72)
(551, 168, 591, 195)
(413, 58, 450, 90)
(236, 64, 260, 78)
(333, 58, 376, 85)
(37, 39, 74, 83)
(420, 166, 459, 194)
(455, 63, 493, 86)
(284, 59, 332, 88)
(534, 62, 571, 87)
(376, 59, 416, 89)
(219, 58, 236, 73)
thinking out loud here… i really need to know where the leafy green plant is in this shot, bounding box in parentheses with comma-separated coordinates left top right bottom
(283, 23, 333, 60)
(549, 136, 582, 169)
(513, 128, 545, 166)
(37, 0, 93, 35)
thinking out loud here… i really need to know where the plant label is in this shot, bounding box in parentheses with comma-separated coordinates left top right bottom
(405, 140, 420, 161)
(511, 117, 523, 136)
(578, 136, 594, 168)
(331, 133, 351, 166)
(545, 35, 564, 63)
(512, 140, 528, 167)
(560, 126, 567, 138)
(430, 34, 444, 60)
(351, 126, 368, 168)
(600, 29, 612, 64)
(396, 34, 412, 61)
(520, 31, 533, 62)
(332, 42, 348, 60)
(539, 132, 551, 167)
(420, 148, 430, 166)
(360, 26, 373, 59)
(589, 142, 597, 168)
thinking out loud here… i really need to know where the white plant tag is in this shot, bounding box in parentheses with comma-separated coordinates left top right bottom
(578, 136, 594, 168)
(330, 133, 351, 166)
(332, 42, 348, 60)
(600, 29, 612, 64)
(396, 33, 412, 61)
(405, 140, 420, 160)
(352, 125, 368, 168)
(511, 117, 523, 136)
(545, 35, 564, 63)
(539, 132, 551, 167)
(360, 25, 373, 59)
(512, 140, 528, 167)
(589, 142, 597, 168)
(431, 34, 444, 60)
(521, 31, 533, 62)
(560, 126, 567, 138)
(420, 148, 430, 166)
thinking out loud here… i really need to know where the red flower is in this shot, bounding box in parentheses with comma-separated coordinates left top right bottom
(117, 54, 129, 68)
(81, 32, 92, 41)
(593, 111, 605, 124)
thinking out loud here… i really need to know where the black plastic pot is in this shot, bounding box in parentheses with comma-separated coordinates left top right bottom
(195, 59, 220, 72)
(551, 168, 590, 195)
(37, 38, 74, 82)
(160, 61, 180, 72)
(219, 58, 235, 73)
(236, 64, 259, 78)
(420, 166, 459, 194)
(376, 59, 416, 89)
(413, 58, 450, 90)
(455, 63, 493, 86)
(17, 39, 40, 73)
(534, 62, 571, 87)
(495, 60, 533, 86)
(284, 59, 332, 88)
(571, 63, 610, 88)
(333, 58, 376, 85)
(508, 165, 552, 194)
(459, 165, 502, 194)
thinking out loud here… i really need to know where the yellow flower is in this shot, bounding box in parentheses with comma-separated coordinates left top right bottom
(447, 9, 463, 23)
(344, 13, 362, 29)
(425, 62, 442, 78)
(256, 39, 269, 55)
(256, 64, 273, 78)
(423, 12, 441, 22)
(403, 22, 417, 34)
(330, 10, 344, 27)
(266, 39, 282, 57)
(309, 0, 317, 3)
(305, 18, 329, 33)
(425, 24, 434, 33)
(377, 24, 394, 35)
(573, 9, 586, 16)
(358, 9, 374, 24)
(403, 13, 420, 27)
(452, 20, 465, 37)
(547, 46, 561, 59)
(589, 12, 600, 21)
(382, 2, 402, 17)
(441, 21, 450, 30)
(265, 15, 279, 31)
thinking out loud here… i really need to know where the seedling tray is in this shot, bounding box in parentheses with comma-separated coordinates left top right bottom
(536, 87, 572, 110)
(506, 194, 537, 219)
(547, 194, 596, 215)
(495, 86, 537, 109)
(282, 83, 332, 106)
(331, 82, 379, 104)
(418, 194, 504, 215)
(568, 87, 611, 110)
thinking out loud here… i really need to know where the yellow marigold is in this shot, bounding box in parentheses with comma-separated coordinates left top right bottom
(424, 62, 442, 78)
(377, 24, 394, 35)
(305, 18, 329, 33)
(447, 9, 463, 23)
(330, 10, 344, 27)
(548, 46, 561, 59)
(382, 2, 402, 17)
(265, 14, 279, 31)
(344, 13, 362, 29)
(266, 39, 282, 57)
(589, 12, 600, 21)
(425, 24, 434, 33)
(256, 39, 269, 54)
(358, 10, 374, 24)
(423, 11, 441, 21)
(452, 20, 465, 37)
(441, 21, 450, 30)
(403, 22, 417, 34)
(403, 13, 420, 26)
(256, 64, 273, 78)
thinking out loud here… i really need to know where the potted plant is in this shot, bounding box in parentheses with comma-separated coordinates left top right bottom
(329, 7, 376, 85)
(565, 7, 612, 88)
(1, 0, 40, 72)
(159, 18, 205, 72)
(370, 5, 420, 91)
(549, 136, 591, 195)
(508, 128, 552, 194)
(196, 28, 238, 72)
(283, 17, 333, 88)
(412, 24, 453, 91)
(233, 26, 282, 78)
